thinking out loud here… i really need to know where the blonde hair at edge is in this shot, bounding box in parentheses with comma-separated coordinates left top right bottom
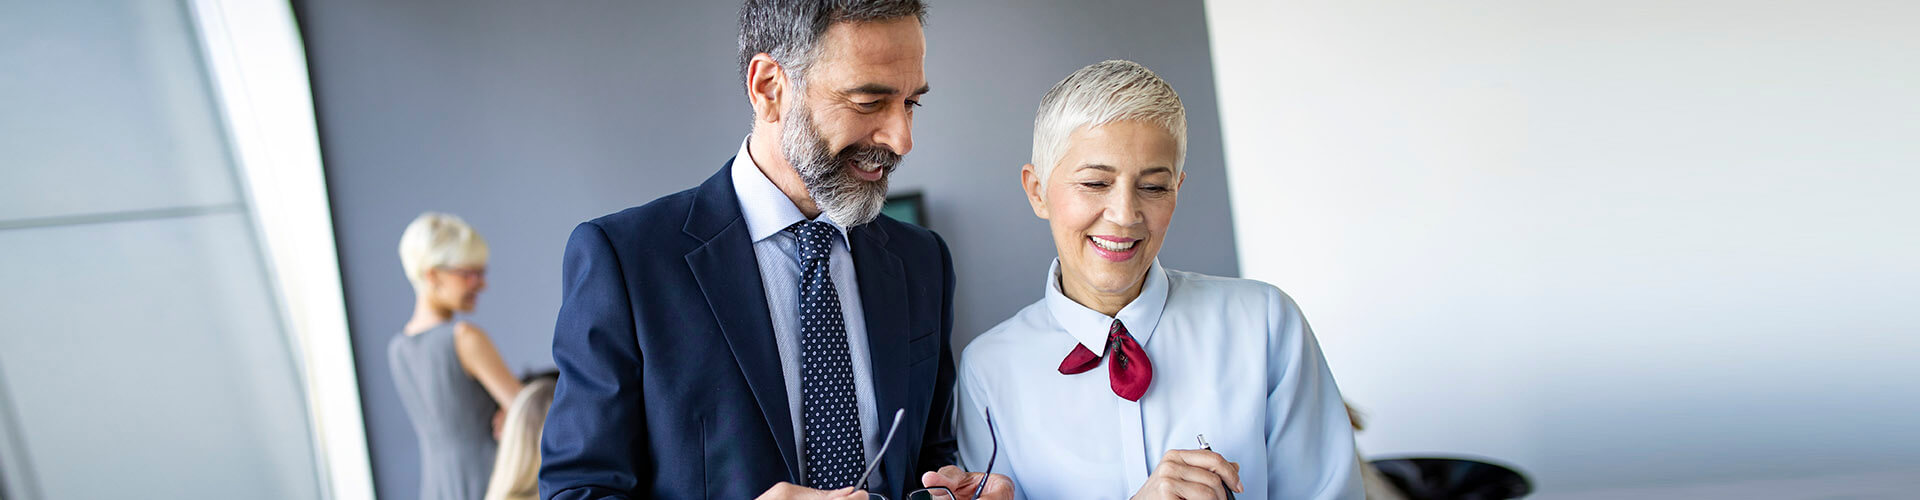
(1031, 59, 1188, 188)
(397, 212, 490, 293)
(482, 377, 556, 500)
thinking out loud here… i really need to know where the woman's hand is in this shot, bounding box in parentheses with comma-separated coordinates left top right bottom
(491, 408, 506, 440)
(1130, 449, 1244, 500)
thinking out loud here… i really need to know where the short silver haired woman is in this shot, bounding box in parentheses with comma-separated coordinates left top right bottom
(391, 212, 525, 500)
(953, 61, 1364, 500)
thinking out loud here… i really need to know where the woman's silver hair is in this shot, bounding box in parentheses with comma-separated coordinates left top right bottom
(1031, 60, 1188, 184)
(738, 0, 928, 93)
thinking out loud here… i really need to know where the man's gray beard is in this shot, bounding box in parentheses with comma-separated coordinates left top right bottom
(781, 104, 898, 228)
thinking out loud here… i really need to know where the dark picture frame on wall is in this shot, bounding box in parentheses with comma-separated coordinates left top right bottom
(882, 191, 928, 228)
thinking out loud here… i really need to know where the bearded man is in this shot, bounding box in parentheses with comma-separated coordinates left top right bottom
(539, 1, 1010, 499)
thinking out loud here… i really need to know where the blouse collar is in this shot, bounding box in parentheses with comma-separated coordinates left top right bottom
(1044, 258, 1171, 354)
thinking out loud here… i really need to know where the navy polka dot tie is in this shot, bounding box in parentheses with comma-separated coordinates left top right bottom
(790, 220, 861, 489)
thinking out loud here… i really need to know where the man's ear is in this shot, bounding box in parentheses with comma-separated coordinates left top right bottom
(746, 53, 787, 123)
(1021, 163, 1049, 219)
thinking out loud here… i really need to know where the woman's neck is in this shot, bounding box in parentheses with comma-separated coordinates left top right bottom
(404, 298, 454, 335)
(1059, 270, 1144, 318)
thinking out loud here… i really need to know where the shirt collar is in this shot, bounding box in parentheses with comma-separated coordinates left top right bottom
(731, 137, 850, 246)
(1044, 258, 1171, 354)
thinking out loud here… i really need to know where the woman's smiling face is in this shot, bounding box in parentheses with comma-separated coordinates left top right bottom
(1024, 119, 1183, 308)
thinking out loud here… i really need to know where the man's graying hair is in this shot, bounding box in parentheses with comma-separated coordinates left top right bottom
(738, 0, 927, 93)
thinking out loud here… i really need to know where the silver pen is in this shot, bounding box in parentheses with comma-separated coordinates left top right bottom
(1197, 434, 1237, 500)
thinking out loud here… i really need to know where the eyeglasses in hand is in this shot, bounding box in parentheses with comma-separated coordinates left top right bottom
(855, 408, 999, 500)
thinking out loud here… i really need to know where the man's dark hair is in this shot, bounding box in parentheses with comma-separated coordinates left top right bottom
(738, 0, 927, 92)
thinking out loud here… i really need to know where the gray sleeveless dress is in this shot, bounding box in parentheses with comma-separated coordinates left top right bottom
(389, 323, 498, 500)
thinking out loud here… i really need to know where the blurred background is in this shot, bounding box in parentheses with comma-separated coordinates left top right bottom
(2, 0, 1915, 499)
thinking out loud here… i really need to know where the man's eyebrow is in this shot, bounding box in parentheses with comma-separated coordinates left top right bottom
(845, 83, 932, 96)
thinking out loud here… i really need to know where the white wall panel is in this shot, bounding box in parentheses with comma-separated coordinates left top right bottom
(1205, 0, 1920, 493)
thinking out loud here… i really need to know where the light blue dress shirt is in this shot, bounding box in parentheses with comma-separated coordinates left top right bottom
(731, 138, 883, 487)
(956, 259, 1363, 499)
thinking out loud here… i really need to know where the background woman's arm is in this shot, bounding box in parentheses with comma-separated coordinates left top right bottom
(455, 321, 525, 408)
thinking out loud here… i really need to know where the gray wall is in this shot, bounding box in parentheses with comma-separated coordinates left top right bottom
(294, 1, 1236, 497)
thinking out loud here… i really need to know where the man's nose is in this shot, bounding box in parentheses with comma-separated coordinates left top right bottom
(873, 105, 914, 156)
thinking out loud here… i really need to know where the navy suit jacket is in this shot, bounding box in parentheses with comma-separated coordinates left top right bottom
(540, 161, 960, 499)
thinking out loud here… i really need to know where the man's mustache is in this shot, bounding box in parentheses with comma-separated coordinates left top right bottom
(835, 144, 902, 176)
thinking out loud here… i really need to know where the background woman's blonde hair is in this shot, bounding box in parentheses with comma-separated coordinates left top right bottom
(397, 212, 490, 294)
(483, 375, 556, 500)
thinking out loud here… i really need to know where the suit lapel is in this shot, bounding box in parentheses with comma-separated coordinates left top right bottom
(683, 162, 801, 481)
(851, 222, 910, 491)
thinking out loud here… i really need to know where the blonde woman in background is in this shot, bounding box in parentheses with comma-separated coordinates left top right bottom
(485, 374, 557, 500)
(392, 212, 524, 500)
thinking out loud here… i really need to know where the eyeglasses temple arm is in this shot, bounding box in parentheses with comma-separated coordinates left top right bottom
(973, 408, 998, 499)
(856, 408, 907, 491)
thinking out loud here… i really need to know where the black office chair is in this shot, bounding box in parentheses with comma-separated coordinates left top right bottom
(1369, 457, 1532, 500)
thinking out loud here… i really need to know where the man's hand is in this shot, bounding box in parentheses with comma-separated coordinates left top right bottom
(1131, 449, 1244, 500)
(755, 483, 868, 500)
(920, 465, 1015, 500)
